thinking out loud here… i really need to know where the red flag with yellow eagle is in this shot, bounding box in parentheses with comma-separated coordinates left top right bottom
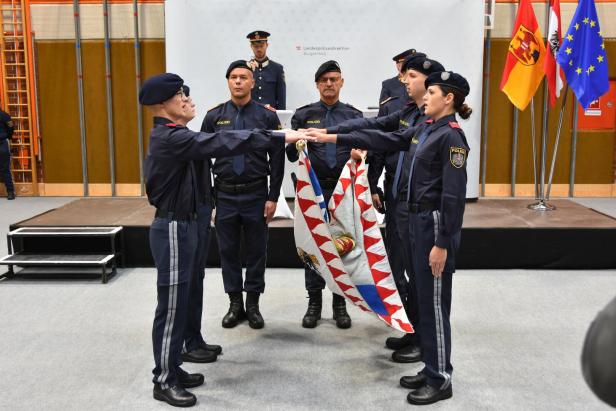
(500, 0, 547, 110)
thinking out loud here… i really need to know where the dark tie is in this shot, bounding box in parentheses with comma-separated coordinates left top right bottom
(391, 151, 406, 200)
(324, 106, 337, 169)
(232, 107, 245, 176)
(406, 126, 431, 202)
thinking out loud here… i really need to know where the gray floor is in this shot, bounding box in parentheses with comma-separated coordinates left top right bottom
(0, 197, 615, 410)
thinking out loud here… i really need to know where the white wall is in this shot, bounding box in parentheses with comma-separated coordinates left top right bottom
(165, 0, 485, 198)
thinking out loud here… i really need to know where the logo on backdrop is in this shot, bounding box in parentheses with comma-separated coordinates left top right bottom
(295, 45, 351, 57)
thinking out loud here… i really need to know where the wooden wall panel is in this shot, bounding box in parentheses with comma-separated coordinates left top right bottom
(36, 39, 165, 184)
(485, 39, 616, 185)
(37, 41, 83, 184)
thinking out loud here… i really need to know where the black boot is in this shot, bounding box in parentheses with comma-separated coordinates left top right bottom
(245, 292, 264, 329)
(7, 191, 15, 200)
(153, 384, 196, 407)
(385, 333, 414, 350)
(302, 290, 322, 328)
(221, 292, 245, 328)
(332, 293, 351, 329)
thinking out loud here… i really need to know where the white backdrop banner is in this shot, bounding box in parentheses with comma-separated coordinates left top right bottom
(165, 0, 484, 198)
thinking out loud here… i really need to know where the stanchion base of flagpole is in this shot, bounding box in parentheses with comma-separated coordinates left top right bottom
(527, 200, 556, 211)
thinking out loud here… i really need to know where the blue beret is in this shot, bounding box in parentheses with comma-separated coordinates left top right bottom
(315, 60, 341, 82)
(247, 30, 270, 42)
(139, 73, 184, 105)
(401, 56, 443, 76)
(425, 71, 470, 97)
(226, 60, 252, 79)
(182, 85, 190, 97)
(392, 48, 420, 62)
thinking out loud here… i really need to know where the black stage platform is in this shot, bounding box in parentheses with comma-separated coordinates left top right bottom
(8, 198, 616, 269)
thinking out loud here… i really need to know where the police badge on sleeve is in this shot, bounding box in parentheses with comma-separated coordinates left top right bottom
(450, 147, 467, 168)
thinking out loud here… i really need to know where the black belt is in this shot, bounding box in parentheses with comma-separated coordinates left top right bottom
(215, 178, 266, 194)
(155, 209, 198, 221)
(407, 202, 437, 213)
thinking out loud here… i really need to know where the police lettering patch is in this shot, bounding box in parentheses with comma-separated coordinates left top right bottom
(216, 120, 231, 125)
(450, 147, 466, 168)
(306, 119, 321, 125)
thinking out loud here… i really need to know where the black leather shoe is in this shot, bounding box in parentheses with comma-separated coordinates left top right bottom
(400, 372, 427, 389)
(153, 384, 196, 407)
(407, 384, 452, 405)
(302, 290, 322, 328)
(391, 344, 421, 363)
(178, 372, 205, 389)
(181, 347, 217, 363)
(222, 292, 245, 328)
(7, 191, 15, 200)
(202, 343, 222, 355)
(332, 293, 351, 329)
(246, 292, 265, 329)
(385, 333, 414, 350)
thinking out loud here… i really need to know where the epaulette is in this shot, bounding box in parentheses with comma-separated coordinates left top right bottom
(448, 121, 461, 129)
(380, 96, 396, 106)
(345, 103, 363, 113)
(206, 102, 224, 113)
(258, 103, 277, 113)
(294, 103, 311, 112)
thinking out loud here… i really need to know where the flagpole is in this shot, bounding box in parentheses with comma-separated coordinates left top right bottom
(529, 98, 539, 199)
(511, 107, 519, 197)
(528, 4, 554, 211)
(569, 103, 579, 197)
(546, 84, 569, 200)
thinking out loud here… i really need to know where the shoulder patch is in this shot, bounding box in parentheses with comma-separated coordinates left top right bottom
(425, 119, 434, 124)
(450, 147, 467, 169)
(7, 120, 13, 127)
(165, 123, 178, 128)
(449, 121, 461, 129)
(207, 102, 224, 113)
(380, 96, 396, 106)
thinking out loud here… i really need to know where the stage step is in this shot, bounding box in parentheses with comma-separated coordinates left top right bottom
(1, 227, 122, 283)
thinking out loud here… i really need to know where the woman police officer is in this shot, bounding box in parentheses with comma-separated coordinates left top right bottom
(305, 70, 471, 405)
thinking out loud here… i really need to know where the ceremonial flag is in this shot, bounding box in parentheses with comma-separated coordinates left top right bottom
(500, 0, 546, 110)
(556, 0, 609, 109)
(293, 145, 413, 333)
(544, 0, 565, 107)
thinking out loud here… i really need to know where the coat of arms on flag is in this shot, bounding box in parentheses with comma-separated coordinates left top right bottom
(293, 141, 413, 333)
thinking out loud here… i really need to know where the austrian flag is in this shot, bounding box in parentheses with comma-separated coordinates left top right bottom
(293, 145, 413, 333)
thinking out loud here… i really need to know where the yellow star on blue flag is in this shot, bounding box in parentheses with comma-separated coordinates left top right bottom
(556, 0, 609, 109)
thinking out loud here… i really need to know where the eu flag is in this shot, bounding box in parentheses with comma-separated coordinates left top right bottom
(556, 0, 609, 109)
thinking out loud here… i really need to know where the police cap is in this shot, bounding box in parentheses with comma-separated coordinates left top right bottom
(139, 73, 184, 105)
(315, 60, 341, 82)
(402, 56, 444, 76)
(425, 71, 470, 96)
(247, 30, 270, 43)
(392, 48, 418, 62)
(226, 60, 253, 79)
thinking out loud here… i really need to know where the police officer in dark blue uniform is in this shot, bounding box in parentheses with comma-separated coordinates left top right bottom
(247, 31, 286, 109)
(379, 49, 417, 107)
(176, 85, 222, 365)
(307, 70, 472, 405)
(202, 60, 284, 330)
(309, 55, 444, 363)
(286, 60, 363, 329)
(140, 73, 303, 407)
(0, 108, 15, 200)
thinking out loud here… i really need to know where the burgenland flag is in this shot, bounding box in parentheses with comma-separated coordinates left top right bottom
(556, 0, 609, 109)
(293, 143, 413, 333)
(544, 0, 565, 107)
(500, 0, 546, 110)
